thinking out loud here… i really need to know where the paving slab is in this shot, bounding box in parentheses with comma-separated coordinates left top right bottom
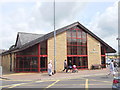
(1, 69, 111, 81)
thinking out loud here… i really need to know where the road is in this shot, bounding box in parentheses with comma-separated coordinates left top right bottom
(0, 74, 114, 89)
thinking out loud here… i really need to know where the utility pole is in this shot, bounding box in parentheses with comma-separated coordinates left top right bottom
(117, 38, 120, 67)
(53, 0, 56, 74)
(117, 1, 120, 67)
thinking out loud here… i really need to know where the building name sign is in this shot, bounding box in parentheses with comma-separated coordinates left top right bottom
(90, 51, 98, 54)
(90, 48, 98, 54)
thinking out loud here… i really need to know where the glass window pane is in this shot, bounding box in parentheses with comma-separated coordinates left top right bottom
(73, 57, 77, 65)
(67, 57, 72, 65)
(82, 31, 87, 39)
(82, 39, 87, 45)
(31, 57, 38, 68)
(19, 60, 23, 68)
(83, 57, 88, 67)
(77, 46, 82, 55)
(101, 46, 105, 55)
(72, 30, 76, 37)
(40, 41, 47, 55)
(77, 30, 82, 38)
(72, 46, 77, 55)
(67, 46, 72, 55)
(77, 39, 82, 45)
(82, 47, 87, 55)
(67, 30, 71, 37)
(67, 38, 71, 45)
(71, 39, 77, 45)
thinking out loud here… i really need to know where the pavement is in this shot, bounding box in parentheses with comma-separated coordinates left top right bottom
(1, 68, 112, 81)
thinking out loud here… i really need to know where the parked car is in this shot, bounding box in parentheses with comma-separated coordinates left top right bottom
(112, 76, 120, 90)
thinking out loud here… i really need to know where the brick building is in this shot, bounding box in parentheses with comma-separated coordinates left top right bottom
(1, 22, 116, 73)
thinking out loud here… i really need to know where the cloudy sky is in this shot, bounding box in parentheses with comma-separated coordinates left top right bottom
(0, 0, 118, 53)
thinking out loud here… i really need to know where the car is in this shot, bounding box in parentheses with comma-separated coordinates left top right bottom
(112, 76, 120, 90)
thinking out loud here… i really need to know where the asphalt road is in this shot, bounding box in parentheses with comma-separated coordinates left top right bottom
(0, 74, 114, 89)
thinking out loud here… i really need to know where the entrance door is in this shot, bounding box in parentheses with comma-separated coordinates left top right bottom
(101, 57, 106, 68)
(67, 57, 88, 69)
(40, 57, 47, 72)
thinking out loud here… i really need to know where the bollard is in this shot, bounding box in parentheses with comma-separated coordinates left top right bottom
(0, 66, 2, 90)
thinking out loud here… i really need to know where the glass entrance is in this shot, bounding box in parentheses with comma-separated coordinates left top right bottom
(67, 57, 88, 69)
(40, 57, 47, 72)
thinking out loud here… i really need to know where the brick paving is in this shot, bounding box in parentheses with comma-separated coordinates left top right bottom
(1, 68, 110, 81)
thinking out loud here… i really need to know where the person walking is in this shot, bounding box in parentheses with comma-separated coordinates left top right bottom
(48, 60, 52, 76)
(66, 60, 72, 73)
(106, 60, 116, 77)
(63, 60, 67, 72)
(114, 61, 118, 72)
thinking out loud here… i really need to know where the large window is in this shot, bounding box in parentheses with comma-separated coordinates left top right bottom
(40, 41, 47, 55)
(101, 45, 106, 68)
(15, 41, 48, 72)
(15, 57, 38, 72)
(67, 26, 87, 55)
(67, 26, 88, 69)
(101, 45, 105, 55)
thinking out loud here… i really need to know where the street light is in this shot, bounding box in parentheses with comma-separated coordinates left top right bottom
(53, 0, 56, 74)
(116, 37, 120, 67)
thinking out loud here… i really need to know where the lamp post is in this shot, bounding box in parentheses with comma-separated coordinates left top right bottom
(116, 37, 120, 67)
(53, 0, 56, 74)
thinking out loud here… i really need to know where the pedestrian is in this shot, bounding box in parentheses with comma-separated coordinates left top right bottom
(72, 65, 78, 73)
(66, 60, 72, 73)
(48, 60, 52, 76)
(106, 60, 116, 77)
(114, 61, 118, 72)
(63, 60, 67, 72)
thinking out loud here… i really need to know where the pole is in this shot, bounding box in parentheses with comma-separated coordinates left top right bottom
(117, 1, 120, 63)
(117, 38, 120, 67)
(53, 0, 56, 74)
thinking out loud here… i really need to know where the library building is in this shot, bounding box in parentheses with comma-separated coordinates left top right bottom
(1, 22, 116, 73)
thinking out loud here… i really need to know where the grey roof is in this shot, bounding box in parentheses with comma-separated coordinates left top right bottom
(2, 22, 116, 55)
(15, 32, 44, 47)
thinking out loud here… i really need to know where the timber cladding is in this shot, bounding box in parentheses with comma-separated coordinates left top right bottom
(87, 34, 101, 69)
(48, 32, 67, 72)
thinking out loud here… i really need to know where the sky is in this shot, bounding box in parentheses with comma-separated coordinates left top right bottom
(0, 0, 118, 54)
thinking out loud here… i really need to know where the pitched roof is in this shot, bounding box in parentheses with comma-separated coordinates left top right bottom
(15, 32, 44, 47)
(2, 22, 116, 55)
